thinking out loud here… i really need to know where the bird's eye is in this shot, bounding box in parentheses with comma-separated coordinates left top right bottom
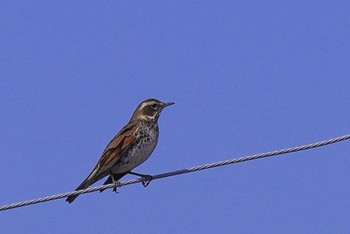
(151, 103, 158, 109)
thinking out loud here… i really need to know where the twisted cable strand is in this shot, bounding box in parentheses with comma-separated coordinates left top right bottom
(1, 134, 349, 211)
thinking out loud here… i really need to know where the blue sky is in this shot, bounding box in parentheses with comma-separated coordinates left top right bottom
(1, 1, 349, 233)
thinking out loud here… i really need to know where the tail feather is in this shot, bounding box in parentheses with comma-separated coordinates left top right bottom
(66, 171, 128, 203)
(66, 177, 94, 204)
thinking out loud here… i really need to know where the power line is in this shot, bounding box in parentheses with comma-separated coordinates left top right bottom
(1, 134, 349, 211)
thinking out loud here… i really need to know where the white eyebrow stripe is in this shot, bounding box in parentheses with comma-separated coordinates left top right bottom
(139, 101, 156, 110)
(139, 102, 148, 110)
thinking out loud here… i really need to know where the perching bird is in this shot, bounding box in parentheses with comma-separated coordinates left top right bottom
(66, 98, 174, 203)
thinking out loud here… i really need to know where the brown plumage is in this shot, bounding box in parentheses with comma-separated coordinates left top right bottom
(66, 98, 174, 203)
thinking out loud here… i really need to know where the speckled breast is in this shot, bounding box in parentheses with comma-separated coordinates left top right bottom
(112, 121, 159, 174)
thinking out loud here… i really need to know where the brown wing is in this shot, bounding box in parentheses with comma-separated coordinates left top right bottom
(91, 120, 139, 181)
(66, 121, 140, 203)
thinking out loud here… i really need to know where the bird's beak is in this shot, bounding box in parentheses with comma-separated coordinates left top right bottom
(163, 102, 175, 108)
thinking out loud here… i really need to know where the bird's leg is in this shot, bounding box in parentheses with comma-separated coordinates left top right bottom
(110, 174, 121, 193)
(128, 171, 153, 187)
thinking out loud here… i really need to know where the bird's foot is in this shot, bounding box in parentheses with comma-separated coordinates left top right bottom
(110, 175, 121, 193)
(128, 171, 153, 187)
(112, 181, 121, 193)
(141, 175, 153, 187)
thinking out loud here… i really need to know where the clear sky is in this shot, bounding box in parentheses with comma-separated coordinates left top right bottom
(1, 1, 349, 233)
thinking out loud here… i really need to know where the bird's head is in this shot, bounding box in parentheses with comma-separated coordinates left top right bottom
(131, 98, 174, 121)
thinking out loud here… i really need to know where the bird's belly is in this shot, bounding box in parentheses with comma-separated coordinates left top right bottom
(111, 137, 158, 174)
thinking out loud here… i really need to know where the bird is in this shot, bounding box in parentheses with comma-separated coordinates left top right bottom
(66, 98, 174, 203)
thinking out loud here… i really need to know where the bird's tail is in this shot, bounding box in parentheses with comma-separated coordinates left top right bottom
(66, 169, 99, 204)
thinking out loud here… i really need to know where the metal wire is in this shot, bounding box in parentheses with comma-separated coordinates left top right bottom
(1, 134, 349, 211)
